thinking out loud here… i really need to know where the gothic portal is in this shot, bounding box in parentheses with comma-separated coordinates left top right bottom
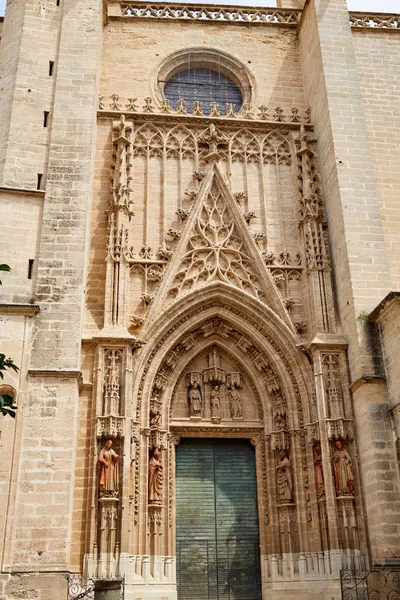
(0, 1, 400, 600)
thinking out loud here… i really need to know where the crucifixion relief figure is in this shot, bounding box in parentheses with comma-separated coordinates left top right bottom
(98, 439, 120, 498)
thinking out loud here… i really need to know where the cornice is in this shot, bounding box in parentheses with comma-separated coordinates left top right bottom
(0, 186, 45, 197)
(368, 291, 400, 324)
(350, 374, 386, 393)
(97, 109, 313, 132)
(0, 304, 40, 317)
(28, 369, 82, 379)
(108, 1, 301, 26)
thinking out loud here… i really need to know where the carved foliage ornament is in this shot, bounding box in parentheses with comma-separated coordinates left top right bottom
(168, 183, 267, 302)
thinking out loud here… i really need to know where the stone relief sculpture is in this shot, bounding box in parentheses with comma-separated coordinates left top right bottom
(314, 444, 325, 499)
(229, 383, 243, 419)
(188, 382, 202, 418)
(98, 439, 120, 498)
(210, 384, 221, 422)
(276, 449, 293, 503)
(333, 440, 354, 497)
(149, 448, 164, 504)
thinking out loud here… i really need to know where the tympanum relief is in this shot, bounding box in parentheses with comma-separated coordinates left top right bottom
(172, 346, 256, 423)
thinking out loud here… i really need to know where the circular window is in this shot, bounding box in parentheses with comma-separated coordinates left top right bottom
(164, 67, 243, 115)
(155, 49, 255, 115)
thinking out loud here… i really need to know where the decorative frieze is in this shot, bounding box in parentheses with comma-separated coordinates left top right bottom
(114, 3, 301, 26)
(98, 98, 312, 129)
(349, 12, 400, 29)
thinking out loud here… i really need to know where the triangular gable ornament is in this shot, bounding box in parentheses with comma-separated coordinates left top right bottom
(144, 163, 295, 331)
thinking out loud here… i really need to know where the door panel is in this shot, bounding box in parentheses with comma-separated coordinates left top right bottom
(176, 439, 261, 600)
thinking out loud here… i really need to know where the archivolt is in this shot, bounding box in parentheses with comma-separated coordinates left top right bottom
(133, 295, 313, 428)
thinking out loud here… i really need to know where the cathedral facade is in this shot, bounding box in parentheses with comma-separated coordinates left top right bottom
(0, 0, 400, 598)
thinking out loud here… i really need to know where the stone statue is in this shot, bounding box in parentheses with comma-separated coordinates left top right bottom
(98, 439, 120, 498)
(188, 382, 202, 418)
(276, 449, 293, 503)
(229, 385, 242, 419)
(333, 440, 354, 497)
(149, 448, 163, 504)
(211, 384, 221, 421)
(314, 444, 325, 499)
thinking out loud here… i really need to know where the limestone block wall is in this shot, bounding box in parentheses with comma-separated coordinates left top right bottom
(100, 19, 307, 113)
(0, 190, 43, 303)
(299, 0, 392, 381)
(0, 0, 103, 596)
(299, 0, 400, 563)
(352, 30, 400, 290)
(0, 0, 63, 190)
(0, 310, 36, 568)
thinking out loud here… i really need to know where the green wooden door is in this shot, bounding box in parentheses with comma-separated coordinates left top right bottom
(176, 439, 262, 600)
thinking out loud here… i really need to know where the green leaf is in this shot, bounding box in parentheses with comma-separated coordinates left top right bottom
(0, 395, 17, 418)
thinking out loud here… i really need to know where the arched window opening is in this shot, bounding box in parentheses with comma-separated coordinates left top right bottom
(164, 67, 243, 115)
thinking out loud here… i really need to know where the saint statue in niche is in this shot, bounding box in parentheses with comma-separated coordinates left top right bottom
(188, 382, 202, 418)
(276, 449, 293, 503)
(211, 384, 221, 422)
(98, 439, 120, 498)
(314, 443, 325, 499)
(333, 440, 354, 497)
(149, 448, 163, 504)
(229, 384, 243, 419)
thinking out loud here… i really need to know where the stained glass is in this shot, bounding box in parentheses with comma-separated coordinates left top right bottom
(164, 67, 243, 115)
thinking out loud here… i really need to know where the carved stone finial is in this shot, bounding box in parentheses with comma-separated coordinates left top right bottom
(110, 94, 121, 111)
(192, 101, 204, 116)
(156, 244, 173, 261)
(241, 103, 254, 119)
(209, 102, 221, 117)
(225, 103, 236, 118)
(198, 124, 228, 163)
(166, 228, 181, 240)
(176, 99, 187, 115)
(176, 208, 190, 221)
(160, 99, 172, 114)
(274, 106, 285, 122)
(243, 211, 256, 224)
(258, 105, 269, 120)
(143, 97, 155, 113)
(126, 97, 138, 111)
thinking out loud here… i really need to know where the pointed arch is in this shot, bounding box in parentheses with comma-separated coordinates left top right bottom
(132, 286, 313, 432)
(165, 124, 197, 160)
(132, 122, 164, 157)
(229, 128, 261, 163)
(262, 131, 291, 165)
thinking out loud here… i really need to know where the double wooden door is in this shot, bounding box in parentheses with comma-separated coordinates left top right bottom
(176, 438, 262, 600)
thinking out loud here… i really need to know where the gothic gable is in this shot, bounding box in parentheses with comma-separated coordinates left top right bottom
(145, 163, 293, 329)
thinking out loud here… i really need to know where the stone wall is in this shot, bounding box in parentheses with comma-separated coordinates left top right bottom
(353, 30, 400, 290)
